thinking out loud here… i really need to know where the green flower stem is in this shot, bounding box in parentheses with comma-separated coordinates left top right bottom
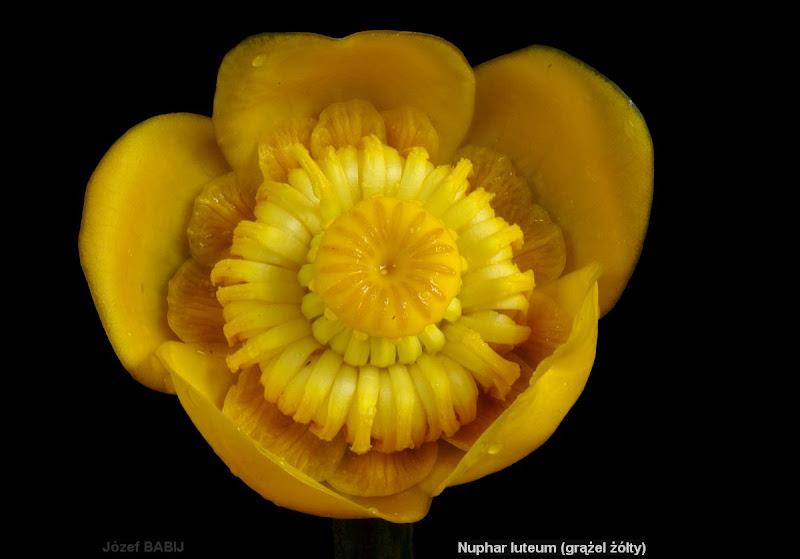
(332, 519, 414, 559)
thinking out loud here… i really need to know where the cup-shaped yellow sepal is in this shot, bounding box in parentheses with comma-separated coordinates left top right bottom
(79, 113, 230, 392)
(157, 341, 434, 522)
(433, 263, 601, 491)
(467, 46, 653, 316)
(213, 32, 476, 185)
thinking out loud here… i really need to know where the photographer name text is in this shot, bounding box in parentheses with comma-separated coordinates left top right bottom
(102, 540, 184, 553)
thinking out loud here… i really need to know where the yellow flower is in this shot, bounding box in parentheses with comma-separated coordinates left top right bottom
(79, 31, 652, 523)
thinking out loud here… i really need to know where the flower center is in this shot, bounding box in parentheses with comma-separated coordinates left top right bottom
(204, 100, 539, 455)
(312, 196, 461, 339)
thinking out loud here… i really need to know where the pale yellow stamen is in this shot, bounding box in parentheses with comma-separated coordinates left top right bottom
(261, 336, 322, 402)
(349, 365, 381, 454)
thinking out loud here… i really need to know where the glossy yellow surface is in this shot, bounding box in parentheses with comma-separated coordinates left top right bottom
(214, 32, 476, 186)
(157, 340, 433, 522)
(467, 46, 653, 315)
(436, 264, 600, 489)
(80, 114, 230, 392)
(80, 31, 652, 521)
(154, 261, 599, 520)
(313, 197, 462, 339)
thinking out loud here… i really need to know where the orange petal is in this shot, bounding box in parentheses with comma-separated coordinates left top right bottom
(382, 106, 440, 160)
(311, 99, 387, 159)
(167, 258, 226, 344)
(510, 205, 567, 285)
(258, 117, 317, 183)
(157, 341, 432, 522)
(187, 171, 256, 268)
(213, 32, 475, 183)
(515, 289, 573, 366)
(435, 263, 601, 490)
(467, 47, 653, 315)
(79, 114, 230, 392)
(327, 443, 438, 497)
(222, 367, 346, 482)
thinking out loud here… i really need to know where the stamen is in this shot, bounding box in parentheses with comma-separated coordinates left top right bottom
(215, 280, 305, 306)
(294, 350, 343, 424)
(415, 165, 452, 203)
(441, 322, 521, 398)
(408, 361, 442, 442)
(223, 303, 302, 345)
(318, 146, 357, 213)
(396, 147, 434, 200)
(458, 310, 531, 346)
(231, 221, 308, 268)
(359, 135, 388, 199)
(423, 158, 472, 217)
(374, 370, 398, 452)
(344, 333, 371, 367)
(349, 365, 381, 454)
(254, 201, 312, 245)
(328, 327, 353, 356)
(387, 364, 421, 451)
(257, 181, 322, 234)
(417, 354, 460, 436)
(312, 314, 346, 345)
(397, 336, 422, 364)
(441, 355, 478, 424)
(418, 324, 445, 353)
(261, 336, 321, 402)
(287, 167, 319, 204)
(310, 364, 358, 441)
(290, 143, 341, 225)
(226, 317, 311, 372)
(370, 337, 397, 368)
(211, 259, 298, 286)
(278, 361, 313, 417)
(460, 270, 535, 310)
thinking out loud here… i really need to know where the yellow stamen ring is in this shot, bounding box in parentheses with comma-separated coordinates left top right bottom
(211, 110, 535, 454)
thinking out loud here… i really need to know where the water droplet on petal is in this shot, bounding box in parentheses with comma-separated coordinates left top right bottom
(487, 442, 503, 455)
(252, 54, 267, 67)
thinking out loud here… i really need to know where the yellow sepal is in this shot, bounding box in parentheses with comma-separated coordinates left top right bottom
(213, 31, 475, 185)
(156, 341, 433, 523)
(79, 114, 230, 392)
(433, 263, 601, 491)
(467, 46, 653, 316)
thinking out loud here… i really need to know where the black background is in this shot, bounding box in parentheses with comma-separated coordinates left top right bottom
(34, 10, 711, 558)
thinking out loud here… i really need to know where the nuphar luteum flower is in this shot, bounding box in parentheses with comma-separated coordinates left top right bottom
(79, 31, 653, 522)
